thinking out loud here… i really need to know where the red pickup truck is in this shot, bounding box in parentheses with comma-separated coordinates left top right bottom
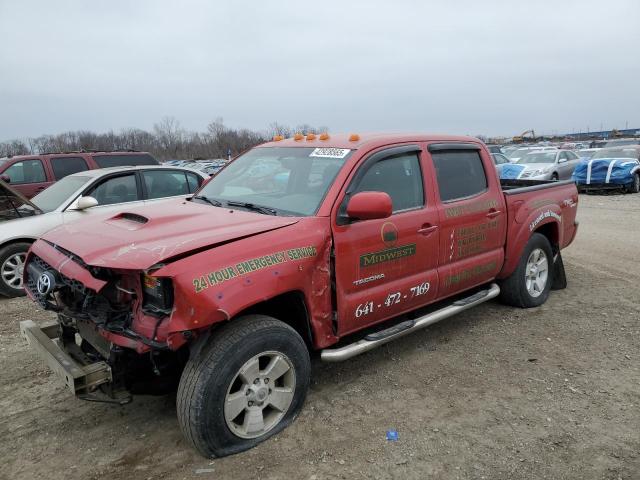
(20, 134, 578, 458)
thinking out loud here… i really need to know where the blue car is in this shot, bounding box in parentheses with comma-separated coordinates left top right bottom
(572, 146, 640, 193)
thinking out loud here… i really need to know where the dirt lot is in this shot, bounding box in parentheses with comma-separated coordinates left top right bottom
(1, 194, 638, 480)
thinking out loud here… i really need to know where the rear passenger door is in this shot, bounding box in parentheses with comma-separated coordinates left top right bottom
(427, 143, 506, 299)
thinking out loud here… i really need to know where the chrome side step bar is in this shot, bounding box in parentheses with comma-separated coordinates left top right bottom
(321, 283, 500, 362)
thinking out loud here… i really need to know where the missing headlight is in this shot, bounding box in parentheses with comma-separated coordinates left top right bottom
(141, 274, 174, 315)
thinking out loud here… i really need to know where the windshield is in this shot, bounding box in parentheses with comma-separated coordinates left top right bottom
(196, 147, 351, 216)
(31, 175, 90, 212)
(592, 148, 639, 160)
(515, 152, 557, 164)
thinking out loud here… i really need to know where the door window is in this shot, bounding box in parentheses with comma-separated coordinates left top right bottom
(50, 156, 89, 179)
(4, 159, 46, 184)
(431, 150, 487, 202)
(186, 172, 201, 192)
(88, 174, 139, 206)
(352, 152, 424, 212)
(142, 170, 191, 199)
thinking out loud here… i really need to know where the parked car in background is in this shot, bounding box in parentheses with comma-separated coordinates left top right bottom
(500, 150, 581, 181)
(577, 148, 601, 160)
(0, 151, 159, 198)
(491, 153, 510, 176)
(506, 146, 558, 162)
(573, 146, 640, 194)
(486, 145, 503, 154)
(603, 138, 640, 148)
(0, 165, 206, 297)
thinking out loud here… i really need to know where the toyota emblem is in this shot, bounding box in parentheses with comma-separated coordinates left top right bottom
(36, 271, 54, 295)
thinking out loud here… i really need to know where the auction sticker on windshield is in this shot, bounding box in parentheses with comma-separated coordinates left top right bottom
(309, 148, 351, 158)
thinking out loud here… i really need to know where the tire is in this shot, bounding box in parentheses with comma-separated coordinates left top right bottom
(0, 242, 30, 298)
(498, 233, 553, 308)
(551, 173, 559, 181)
(627, 173, 640, 194)
(177, 315, 311, 458)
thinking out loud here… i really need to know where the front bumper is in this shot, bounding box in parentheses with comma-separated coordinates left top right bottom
(20, 320, 112, 396)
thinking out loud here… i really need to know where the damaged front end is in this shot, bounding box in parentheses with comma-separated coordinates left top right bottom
(21, 240, 187, 403)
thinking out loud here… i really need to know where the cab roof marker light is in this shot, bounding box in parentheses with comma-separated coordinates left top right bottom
(319, 133, 330, 140)
(273, 135, 284, 141)
(349, 134, 360, 142)
(294, 133, 304, 141)
(306, 133, 316, 141)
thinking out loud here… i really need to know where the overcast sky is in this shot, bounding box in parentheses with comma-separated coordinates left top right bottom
(1, 0, 639, 140)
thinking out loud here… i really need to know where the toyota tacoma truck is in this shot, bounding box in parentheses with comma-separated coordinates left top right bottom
(20, 133, 579, 458)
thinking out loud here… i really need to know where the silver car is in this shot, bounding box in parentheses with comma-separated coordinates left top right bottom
(503, 150, 581, 181)
(0, 165, 206, 297)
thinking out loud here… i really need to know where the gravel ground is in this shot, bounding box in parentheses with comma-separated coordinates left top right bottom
(1, 193, 638, 480)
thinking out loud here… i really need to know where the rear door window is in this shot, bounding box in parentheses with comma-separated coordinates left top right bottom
(3, 159, 46, 184)
(92, 154, 158, 168)
(50, 156, 89, 179)
(431, 150, 488, 202)
(88, 174, 140, 206)
(142, 170, 191, 199)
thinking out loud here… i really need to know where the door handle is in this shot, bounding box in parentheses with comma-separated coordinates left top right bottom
(486, 209, 501, 219)
(418, 224, 438, 235)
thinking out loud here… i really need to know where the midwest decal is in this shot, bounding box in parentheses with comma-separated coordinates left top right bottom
(193, 246, 317, 293)
(360, 244, 416, 268)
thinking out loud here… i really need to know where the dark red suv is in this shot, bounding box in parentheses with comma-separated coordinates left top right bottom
(0, 151, 158, 198)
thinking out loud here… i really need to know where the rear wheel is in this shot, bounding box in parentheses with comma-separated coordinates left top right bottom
(0, 242, 30, 298)
(627, 173, 640, 193)
(177, 315, 310, 458)
(499, 233, 553, 308)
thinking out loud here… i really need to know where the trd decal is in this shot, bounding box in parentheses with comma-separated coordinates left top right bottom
(360, 244, 416, 268)
(193, 246, 317, 293)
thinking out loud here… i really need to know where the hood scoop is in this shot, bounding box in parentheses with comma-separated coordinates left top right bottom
(105, 212, 150, 230)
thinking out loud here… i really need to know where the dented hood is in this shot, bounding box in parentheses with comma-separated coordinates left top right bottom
(41, 198, 300, 269)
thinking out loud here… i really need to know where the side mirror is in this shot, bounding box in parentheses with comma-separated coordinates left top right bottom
(0, 174, 10, 183)
(346, 191, 392, 221)
(76, 196, 99, 210)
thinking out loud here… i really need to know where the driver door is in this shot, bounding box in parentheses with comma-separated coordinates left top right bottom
(332, 145, 439, 336)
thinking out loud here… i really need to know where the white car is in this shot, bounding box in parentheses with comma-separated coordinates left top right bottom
(499, 150, 581, 181)
(0, 165, 207, 297)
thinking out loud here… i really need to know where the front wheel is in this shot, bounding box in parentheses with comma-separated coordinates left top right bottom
(0, 242, 30, 298)
(627, 173, 640, 194)
(177, 315, 311, 458)
(551, 173, 559, 181)
(499, 233, 553, 308)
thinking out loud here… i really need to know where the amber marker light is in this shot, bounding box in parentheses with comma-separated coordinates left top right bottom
(273, 135, 284, 141)
(349, 134, 360, 141)
(294, 133, 304, 141)
(319, 132, 330, 140)
(306, 133, 316, 140)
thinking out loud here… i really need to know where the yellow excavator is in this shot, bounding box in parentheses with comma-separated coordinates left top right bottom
(512, 130, 536, 143)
